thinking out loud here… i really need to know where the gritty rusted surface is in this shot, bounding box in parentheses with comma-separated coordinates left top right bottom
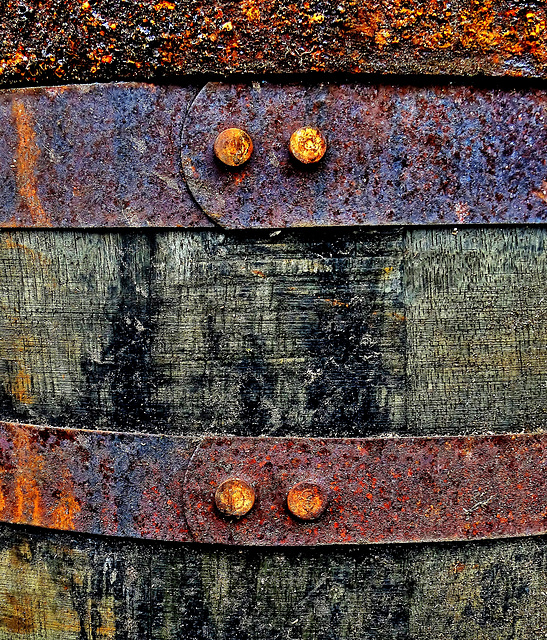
(182, 81, 547, 228)
(184, 434, 547, 546)
(5, 79, 547, 229)
(214, 128, 253, 167)
(0, 82, 212, 228)
(215, 478, 256, 517)
(289, 127, 327, 165)
(1, 1, 547, 85)
(0, 421, 196, 542)
(3, 421, 547, 546)
(286, 481, 330, 521)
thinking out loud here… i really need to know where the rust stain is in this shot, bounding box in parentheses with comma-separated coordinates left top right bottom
(3, 235, 57, 292)
(4, 236, 50, 267)
(241, 0, 261, 22)
(252, 269, 266, 278)
(533, 180, 547, 203)
(11, 100, 51, 227)
(12, 428, 44, 525)
(0, 594, 37, 633)
(51, 494, 81, 531)
(10, 368, 33, 405)
(323, 298, 350, 308)
(14, 476, 42, 525)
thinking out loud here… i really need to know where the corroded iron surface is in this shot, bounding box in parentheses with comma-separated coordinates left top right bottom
(185, 435, 547, 546)
(182, 82, 547, 228)
(1, 1, 547, 86)
(4, 80, 547, 229)
(0, 82, 211, 228)
(0, 421, 196, 541)
(2, 421, 545, 547)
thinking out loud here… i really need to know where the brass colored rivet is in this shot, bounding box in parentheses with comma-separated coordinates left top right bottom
(289, 127, 327, 164)
(214, 128, 253, 167)
(287, 481, 329, 521)
(215, 478, 256, 517)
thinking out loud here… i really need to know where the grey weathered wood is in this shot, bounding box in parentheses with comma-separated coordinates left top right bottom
(1, 226, 547, 638)
(406, 227, 547, 435)
(0, 229, 406, 436)
(1, 525, 547, 639)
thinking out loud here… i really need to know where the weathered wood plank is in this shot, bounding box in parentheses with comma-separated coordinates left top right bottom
(405, 227, 547, 435)
(1, 525, 547, 639)
(0, 229, 406, 436)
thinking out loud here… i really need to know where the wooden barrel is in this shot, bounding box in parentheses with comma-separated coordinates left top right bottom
(1, 2, 547, 638)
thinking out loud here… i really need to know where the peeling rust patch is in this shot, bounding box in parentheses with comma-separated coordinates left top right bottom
(0, 421, 196, 542)
(1, 1, 547, 85)
(11, 100, 50, 227)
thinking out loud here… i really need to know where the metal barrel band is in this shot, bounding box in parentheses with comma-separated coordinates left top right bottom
(1, 81, 547, 229)
(0, 421, 546, 547)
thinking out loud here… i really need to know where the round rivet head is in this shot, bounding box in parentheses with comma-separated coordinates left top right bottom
(289, 127, 327, 164)
(215, 478, 256, 517)
(214, 128, 253, 167)
(287, 481, 329, 521)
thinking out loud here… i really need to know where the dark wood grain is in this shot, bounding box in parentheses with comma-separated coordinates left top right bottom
(0, 228, 406, 437)
(1, 524, 547, 639)
(1, 226, 547, 638)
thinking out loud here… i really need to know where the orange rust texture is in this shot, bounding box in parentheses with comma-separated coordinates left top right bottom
(0, 1, 546, 85)
(0, 426, 81, 533)
(11, 101, 50, 226)
(286, 482, 329, 521)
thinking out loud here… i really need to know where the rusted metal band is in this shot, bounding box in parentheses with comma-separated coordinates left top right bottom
(0, 421, 197, 542)
(1, 421, 547, 546)
(0, 82, 212, 228)
(2, 81, 547, 229)
(182, 82, 547, 228)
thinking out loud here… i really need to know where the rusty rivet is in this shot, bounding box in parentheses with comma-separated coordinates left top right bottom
(214, 128, 253, 167)
(287, 481, 329, 521)
(289, 127, 327, 164)
(215, 478, 256, 517)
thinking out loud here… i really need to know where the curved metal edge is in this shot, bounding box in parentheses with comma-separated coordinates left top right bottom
(181, 81, 547, 229)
